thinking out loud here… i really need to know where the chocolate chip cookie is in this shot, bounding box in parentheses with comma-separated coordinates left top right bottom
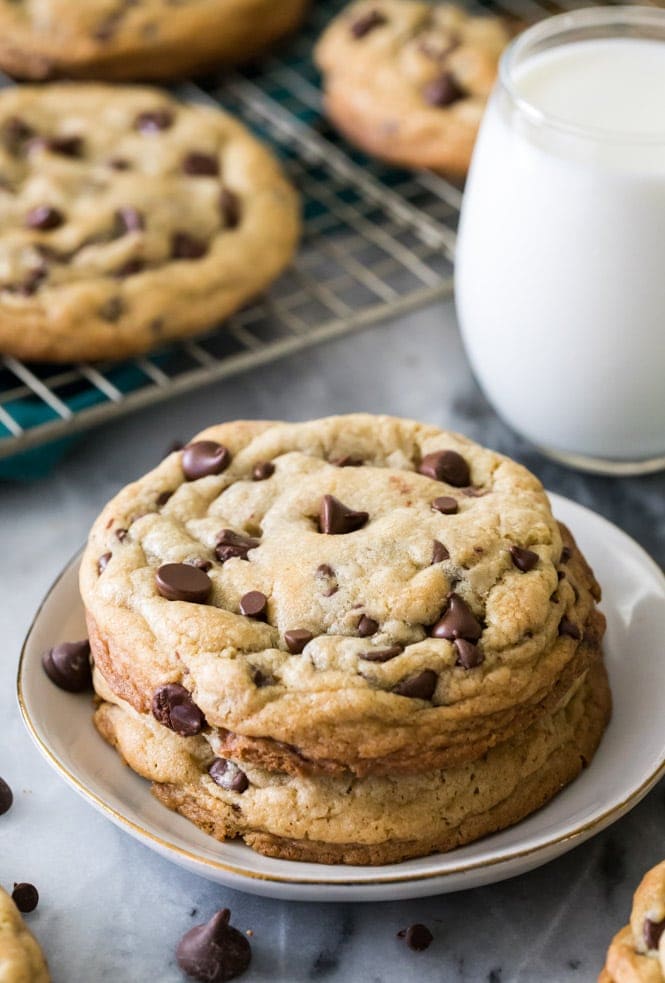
(0, 0, 309, 81)
(600, 860, 665, 982)
(0, 886, 50, 983)
(315, 1, 513, 176)
(0, 84, 299, 363)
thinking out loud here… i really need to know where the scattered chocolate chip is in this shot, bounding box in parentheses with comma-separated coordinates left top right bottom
(454, 638, 483, 669)
(398, 923, 433, 951)
(351, 9, 387, 37)
(177, 909, 251, 982)
(215, 530, 259, 563)
(156, 563, 212, 604)
(156, 490, 173, 506)
(114, 257, 144, 278)
(418, 450, 470, 486)
(115, 206, 144, 234)
(152, 684, 205, 736)
(357, 615, 378, 637)
(510, 546, 539, 572)
(316, 563, 338, 596)
(319, 494, 369, 535)
(0, 777, 13, 815)
(97, 552, 112, 574)
(12, 884, 38, 914)
(560, 546, 572, 563)
(252, 461, 275, 481)
(431, 593, 482, 641)
(360, 645, 403, 663)
(183, 152, 219, 177)
(644, 917, 665, 951)
(393, 668, 438, 700)
(115, 527, 128, 542)
(329, 455, 363, 467)
(558, 617, 581, 640)
(99, 296, 125, 322)
(135, 109, 174, 132)
(182, 441, 230, 480)
(284, 629, 313, 655)
(431, 540, 449, 563)
(42, 640, 92, 692)
(432, 496, 458, 515)
(209, 759, 249, 793)
(423, 72, 465, 107)
(187, 558, 212, 573)
(239, 591, 267, 620)
(26, 205, 63, 231)
(172, 232, 208, 260)
(220, 188, 241, 228)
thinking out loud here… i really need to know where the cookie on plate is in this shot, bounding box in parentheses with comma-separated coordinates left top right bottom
(0, 886, 50, 983)
(0, 0, 309, 81)
(0, 84, 299, 363)
(600, 860, 665, 982)
(315, 0, 513, 176)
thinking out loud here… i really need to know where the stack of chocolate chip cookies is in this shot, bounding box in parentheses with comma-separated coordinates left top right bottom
(80, 414, 611, 865)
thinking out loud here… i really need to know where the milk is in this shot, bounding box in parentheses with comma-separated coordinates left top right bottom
(456, 30, 665, 467)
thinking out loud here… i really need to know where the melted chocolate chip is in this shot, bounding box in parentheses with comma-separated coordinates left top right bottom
(115, 206, 144, 234)
(319, 495, 369, 535)
(12, 883, 38, 914)
(393, 669, 438, 700)
(115, 527, 128, 542)
(252, 461, 274, 481)
(98, 552, 112, 574)
(176, 909, 251, 983)
(432, 496, 458, 515)
(26, 205, 63, 231)
(183, 152, 219, 176)
(182, 441, 230, 480)
(560, 546, 572, 563)
(558, 617, 581, 640)
(454, 638, 483, 669)
(45, 135, 83, 158)
(152, 684, 205, 736)
(431, 593, 482, 641)
(644, 917, 665, 951)
(215, 530, 259, 563)
(209, 759, 249, 793)
(316, 563, 338, 596)
(0, 777, 13, 815)
(239, 591, 267, 620)
(418, 450, 470, 486)
(510, 546, 539, 572)
(220, 188, 241, 228)
(357, 615, 378, 637)
(42, 640, 92, 692)
(360, 645, 403, 663)
(423, 72, 465, 107)
(398, 923, 433, 951)
(155, 563, 212, 604)
(187, 558, 212, 573)
(135, 109, 174, 132)
(351, 9, 387, 37)
(172, 232, 208, 260)
(431, 540, 449, 564)
(284, 629, 313, 654)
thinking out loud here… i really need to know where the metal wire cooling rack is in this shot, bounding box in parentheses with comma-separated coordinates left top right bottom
(0, 0, 598, 467)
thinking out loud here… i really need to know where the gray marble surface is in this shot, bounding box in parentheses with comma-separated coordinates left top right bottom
(2, 299, 664, 983)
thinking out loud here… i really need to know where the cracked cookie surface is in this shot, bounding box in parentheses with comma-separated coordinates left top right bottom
(0, 887, 49, 983)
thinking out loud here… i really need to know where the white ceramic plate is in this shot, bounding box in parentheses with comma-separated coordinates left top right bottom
(17, 493, 665, 902)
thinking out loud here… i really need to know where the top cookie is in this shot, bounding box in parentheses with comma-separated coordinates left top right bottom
(0, 0, 309, 81)
(0, 84, 299, 363)
(315, 0, 513, 175)
(81, 415, 604, 776)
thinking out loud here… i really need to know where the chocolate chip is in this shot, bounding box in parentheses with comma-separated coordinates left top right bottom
(423, 72, 465, 107)
(176, 909, 251, 983)
(172, 232, 208, 260)
(432, 540, 449, 563)
(42, 640, 92, 693)
(156, 490, 173, 506)
(558, 617, 581, 640)
(187, 558, 212, 572)
(100, 296, 125, 322)
(239, 591, 267, 619)
(2, 116, 34, 152)
(115, 527, 128, 542)
(560, 546, 572, 563)
(319, 495, 369, 534)
(0, 777, 13, 815)
(252, 461, 275, 481)
(644, 917, 665, 950)
(329, 455, 363, 467)
(360, 645, 403, 663)
(183, 152, 219, 176)
(393, 669, 438, 700)
(209, 759, 249, 793)
(182, 441, 230, 481)
(284, 629, 313, 654)
(26, 205, 63, 231)
(115, 206, 144, 234)
(6, 263, 48, 297)
(215, 530, 259, 563)
(432, 496, 458, 515)
(152, 684, 205, 736)
(12, 884, 38, 914)
(431, 593, 482, 641)
(156, 563, 211, 603)
(398, 923, 433, 951)
(454, 638, 483, 669)
(316, 563, 338, 596)
(98, 552, 112, 574)
(418, 450, 470, 486)
(135, 109, 174, 132)
(351, 9, 387, 37)
(114, 258, 144, 278)
(557, 570, 565, 581)
(358, 615, 379, 637)
(108, 157, 131, 170)
(220, 188, 241, 228)
(252, 669, 273, 688)
(510, 546, 539, 572)
(462, 487, 487, 497)
(46, 135, 83, 158)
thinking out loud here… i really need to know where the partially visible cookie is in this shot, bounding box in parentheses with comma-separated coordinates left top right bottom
(601, 861, 665, 982)
(0, 84, 299, 363)
(0, 887, 49, 983)
(315, 0, 513, 176)
(0, 0, 309, 81)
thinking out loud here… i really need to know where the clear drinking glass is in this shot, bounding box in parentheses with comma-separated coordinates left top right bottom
(455, 7, 665, 475)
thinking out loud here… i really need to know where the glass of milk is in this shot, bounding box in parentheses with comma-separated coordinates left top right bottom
(455, 7, 665, 474)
